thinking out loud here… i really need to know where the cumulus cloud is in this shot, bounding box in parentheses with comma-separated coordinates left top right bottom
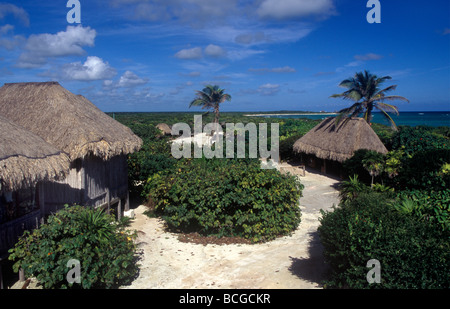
(17, 25, 96, 68)
(204, 44, 226, 57)
(0, 3, 30, 26)
(175, 44, 227, 59)
(103, 70, 149, 88)
(117, 70, 149, 87)
(174, 47, 203, 59)
(61, 56, 116, 81)
(0, 24, 25, 51)
(249, 66, 296, 73)
(257, 0, 335, 20)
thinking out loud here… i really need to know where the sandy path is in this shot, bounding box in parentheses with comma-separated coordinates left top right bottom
(122, 167, 340, 289)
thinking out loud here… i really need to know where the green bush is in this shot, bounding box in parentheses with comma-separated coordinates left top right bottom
(279, 134, 303, 161)
(388, 126, 449, 154)
(144, 158, 303, 243)
(318, 191, 450, 288)
(342, 149, 386, 185)
(397, 148, 450, 191)
(8, 205, 140, 289)
(396, 189, 450, 231)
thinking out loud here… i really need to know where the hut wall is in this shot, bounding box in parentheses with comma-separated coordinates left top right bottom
(0, 209, 41, 255)
(41, 155, 129, 215)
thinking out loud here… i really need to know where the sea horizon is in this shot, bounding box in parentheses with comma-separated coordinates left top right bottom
(244, 111, 450, 128)
(110, 110, 450, 128)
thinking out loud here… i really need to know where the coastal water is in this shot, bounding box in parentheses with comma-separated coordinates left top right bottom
(259, 111, 450, 127)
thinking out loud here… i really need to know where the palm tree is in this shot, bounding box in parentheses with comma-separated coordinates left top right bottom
(189, 85, 231, 123)
(330, 70, 409, 130)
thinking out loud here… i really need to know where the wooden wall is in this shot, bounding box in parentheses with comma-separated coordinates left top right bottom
(41, 154, 129, 215)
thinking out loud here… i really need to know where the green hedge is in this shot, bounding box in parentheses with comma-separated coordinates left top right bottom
(318, 191, 450, 289)
(144, 158, 303, 243)
(8, 205, 140, 289)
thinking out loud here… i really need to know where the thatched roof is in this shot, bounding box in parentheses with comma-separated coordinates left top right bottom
(156, 123, 171, 135)
(0, 82, 142, 161)
(0, 115, 70, 191)
(293, 117, 388, 163)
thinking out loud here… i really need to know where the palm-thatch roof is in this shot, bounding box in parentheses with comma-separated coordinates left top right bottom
(293, 117, 388, 163)
(156, 123, 171, 135)
(0, 115, 70, 191)
(0, 82, 142, 161)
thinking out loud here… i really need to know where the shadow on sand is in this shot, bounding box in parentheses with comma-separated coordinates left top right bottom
(288, 231, 330, 288)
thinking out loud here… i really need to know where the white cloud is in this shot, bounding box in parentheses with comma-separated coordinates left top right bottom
(111, 0, 238, 27)
(257, 0, 335, 20)
(61, 56, 116, 81)
(0, 3, 30, 26)
(103, 70, 149, 89)
(258, 83, 280, 96)
(249, 66, 296, 73)
(0, 24, 25, 51)
(117, 70, 149, 87)
(175, 45, 227, 59)
(17, 25, 96, 68)
(235, 31, 268, 45)
(174, 47, 203, 59)
(204, 44, 226, 58)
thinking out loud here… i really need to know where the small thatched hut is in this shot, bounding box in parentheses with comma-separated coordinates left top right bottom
(0, 115, 70, 257)
(293, 117, 388, 175)
(0, 82, 142, 217)
(156, 123, 172, 135)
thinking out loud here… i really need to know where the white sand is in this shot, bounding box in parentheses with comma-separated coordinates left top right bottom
(122, 166, 340, 289)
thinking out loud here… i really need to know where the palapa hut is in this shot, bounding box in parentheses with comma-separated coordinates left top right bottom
(156, 123, 172, 136)
(0, 82, 142, 218)
(0, 115, 70, 279)
(293, 117, 388, 176)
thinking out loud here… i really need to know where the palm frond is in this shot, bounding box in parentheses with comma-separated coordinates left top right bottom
(376, 102, 399, 115)
(378, 108, 399, 131)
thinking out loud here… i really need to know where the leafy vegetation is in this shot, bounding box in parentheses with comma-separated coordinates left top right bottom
(323, 120, 449, 288)
(144, 158, 303, 243)
(318, 191, 449, 289)
(8, 205, 140, 289)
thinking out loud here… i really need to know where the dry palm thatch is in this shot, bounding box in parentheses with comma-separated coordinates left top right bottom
(156, 123, 172, 135)
(293, 117, 388, 163)
(0, 115, 70, 191)
(0, 82, 142, 161)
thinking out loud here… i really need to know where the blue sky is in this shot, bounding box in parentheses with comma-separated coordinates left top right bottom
(0, 0, 449, 112)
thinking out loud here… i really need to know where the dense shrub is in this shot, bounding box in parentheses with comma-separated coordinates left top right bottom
(397, 148, 450, 191)
(388, 126, 449, 154)
(144, 158, 303, 242)
(342, 150, 385, 185)
(8, 205, 140, 289)
(318, 191, 450, 288)
(279, 134, 303, 161)
(396, 189, 450, 230)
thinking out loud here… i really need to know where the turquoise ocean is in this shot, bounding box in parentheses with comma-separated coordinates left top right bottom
(257, 111, 450, 127)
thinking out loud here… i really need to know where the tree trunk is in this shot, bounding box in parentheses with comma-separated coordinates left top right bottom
(214, 105, 220, 123)
(366, 103, 374, 125)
